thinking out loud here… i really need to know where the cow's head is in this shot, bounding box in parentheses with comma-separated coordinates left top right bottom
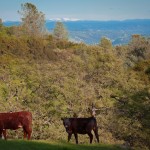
(61, 118, 72, 134)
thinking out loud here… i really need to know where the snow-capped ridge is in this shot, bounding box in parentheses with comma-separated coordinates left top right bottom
(47, 18, 80, 22)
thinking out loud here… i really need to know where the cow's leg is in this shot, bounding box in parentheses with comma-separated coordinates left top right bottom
(23, 126, 32, 140)
(23, 127, 32, 140)
(27, 127, 32, 140)
(87, 132, 93, 144)
(0, 130, 3, 139)
(93, 128, 99, 143)
(74, 133, 78, 144)
(23, 130, 27, 139)
(68, 133, 72, 142)
(27, 131, 32, 140)
(2, 130, 7, 140)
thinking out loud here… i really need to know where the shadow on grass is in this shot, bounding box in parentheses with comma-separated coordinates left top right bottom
(0, 139, 124, 150)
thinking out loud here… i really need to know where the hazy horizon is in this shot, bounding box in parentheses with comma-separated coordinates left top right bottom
(2, 18, 150, 23)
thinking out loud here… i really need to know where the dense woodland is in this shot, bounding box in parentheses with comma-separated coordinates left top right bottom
(0, 3, 150, 150)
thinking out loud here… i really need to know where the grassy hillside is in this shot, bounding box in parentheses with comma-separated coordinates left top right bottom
(0, 140, 124, 150)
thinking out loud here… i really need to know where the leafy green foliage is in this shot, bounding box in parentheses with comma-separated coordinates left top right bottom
(112, 89, 150, 149)
(127, 35, 150, 67)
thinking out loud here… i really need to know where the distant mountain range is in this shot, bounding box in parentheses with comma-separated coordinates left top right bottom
(3, 19, 150, 45)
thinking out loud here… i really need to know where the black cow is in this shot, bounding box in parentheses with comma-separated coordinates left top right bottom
(61, 117, 99, 144)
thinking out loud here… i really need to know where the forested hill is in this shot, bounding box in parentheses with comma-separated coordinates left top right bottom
(0, 26, 150, 149)
(0, 3, 150, 150)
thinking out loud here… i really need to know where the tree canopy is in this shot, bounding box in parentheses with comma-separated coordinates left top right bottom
(53, 22, 68, 40)
(18, 3, 46, 37)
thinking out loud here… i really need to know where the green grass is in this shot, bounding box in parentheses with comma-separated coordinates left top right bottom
(0, 140, 124, 150)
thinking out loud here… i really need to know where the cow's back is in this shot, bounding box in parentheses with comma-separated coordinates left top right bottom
(0, 111, 32, 120)
(72, 117, 97, 126)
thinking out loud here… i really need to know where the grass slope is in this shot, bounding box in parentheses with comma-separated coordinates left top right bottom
(0, 140, 124, 150)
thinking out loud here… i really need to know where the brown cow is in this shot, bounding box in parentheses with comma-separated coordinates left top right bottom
(0, 111, 32, 140)
(61, 117, 99, 144)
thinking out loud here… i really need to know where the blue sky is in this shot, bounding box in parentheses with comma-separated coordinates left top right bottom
(0, 0, 150, 21)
